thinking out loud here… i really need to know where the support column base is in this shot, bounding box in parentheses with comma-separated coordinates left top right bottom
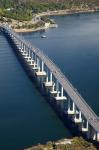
(81, 127, 88, 132)
(50, 90, 60, 95)
(73, 118, 82, 123)
(26, 57, 31, 62)
(44, 82, 53, 87)
(54, 96, 67, 101)
(35, 71, 46, 77)
(67, 110, 75, 115)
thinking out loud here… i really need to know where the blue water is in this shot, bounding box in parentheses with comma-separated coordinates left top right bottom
(0, 12, 99, 150)
(22, 12, 99, 115)
(0, 33, 70, 149)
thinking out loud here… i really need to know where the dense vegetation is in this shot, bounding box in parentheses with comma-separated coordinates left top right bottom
(25, 137, 97, 150)
(0, 0, 99, 21)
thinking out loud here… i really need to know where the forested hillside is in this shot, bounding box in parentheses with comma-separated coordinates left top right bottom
(0, 0, 99, 20)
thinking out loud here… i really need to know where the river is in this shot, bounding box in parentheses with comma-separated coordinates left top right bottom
(0, 12, 99, 150)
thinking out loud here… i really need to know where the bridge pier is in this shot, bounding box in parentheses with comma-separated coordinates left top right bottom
(96, 132, 99, 141)
(55, 86, 67, 100)
(50, 83, 58, 95)
(30, 52, 34, 65)
(55, 87, 66, 111)
(81, 118, 89, 132)
(30, 54, 38, 70)
(24, 52, 28, 59)
(89, 127, 97, 141)
(20, 42, 24, 53)
(35, 60, 46, 77)
(27, 48, 31, 62)
(32, 62, 38, 70)
(21, 44, 25, 55)
(44, 71, 53, 89)
(23, 46, 29, 59)
(67, 98, 75, 115)
(73, 108, 82, 123)
(50, 80, 66, 112)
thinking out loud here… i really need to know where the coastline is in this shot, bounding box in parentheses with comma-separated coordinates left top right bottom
(14, 24, 58, 33)
(14, 8, 99, 33)
(24, 137, 96, 150)
(14, 27, 46, 33)
(35, 8, 99, 17)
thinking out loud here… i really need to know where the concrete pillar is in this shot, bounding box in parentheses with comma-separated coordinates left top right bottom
(23, 44, 26, 55)
(50, 72, 52, 82)
(32, 54, 37, 68)
(82, 119, 88, 132)
(29, 49, 31, 57)
(73, 102, 75, 112)
(32, 52, 34, 60)
(44, 70, 53, 88)
(34, 54, 37, 63)
(22, 44, 24, 54)
(88, 128, 96, 141)
(56, 80, 59, 97)
(24, 47, 28, 58)
(21, 42, 23, 52)
(67, 98, 75, 115)
(19, 42, 21, 50)
(37, 57, 40, 71)
(74, 108, 80, 119)
(27, 48, 31, 61)
(24, 44, 26, 51)
(41, 61, 44, 72)
(28, 48, 31, 60)
(74, 109, 82, 123)
(96, 132, 99, 141)
(68, 97, 70, 112)
(93, 132, 96, 141)
(46, 69, 49, 82)
(30, 52, 34, 65)
(61, 87, 63, 97)
(52, 83, 55, 92)
(79, 111, 82, 120)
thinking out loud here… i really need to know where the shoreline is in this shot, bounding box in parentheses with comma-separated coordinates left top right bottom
(35, 8, 99, 17)
(14, 27, 46, 33)
(14, 24, 58, 33)
(14, 8, 99, 33)
(24, 137, 97, 150)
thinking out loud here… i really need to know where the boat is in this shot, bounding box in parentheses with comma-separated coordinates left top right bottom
(41, 35, 46, 38)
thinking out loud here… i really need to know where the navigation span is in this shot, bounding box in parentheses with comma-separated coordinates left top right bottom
(1, 25, 99, 142)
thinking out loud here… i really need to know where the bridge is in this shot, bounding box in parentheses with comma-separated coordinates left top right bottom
(1, 24, 99, 142)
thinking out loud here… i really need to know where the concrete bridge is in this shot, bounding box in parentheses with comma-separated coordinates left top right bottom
(1, 25, 99, 142)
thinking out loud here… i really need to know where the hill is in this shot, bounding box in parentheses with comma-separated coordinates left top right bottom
(0, 0, 99, 21)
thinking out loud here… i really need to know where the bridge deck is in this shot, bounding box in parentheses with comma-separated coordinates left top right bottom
(2, 25, 99, 132)
(33, 46, 99, 132)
